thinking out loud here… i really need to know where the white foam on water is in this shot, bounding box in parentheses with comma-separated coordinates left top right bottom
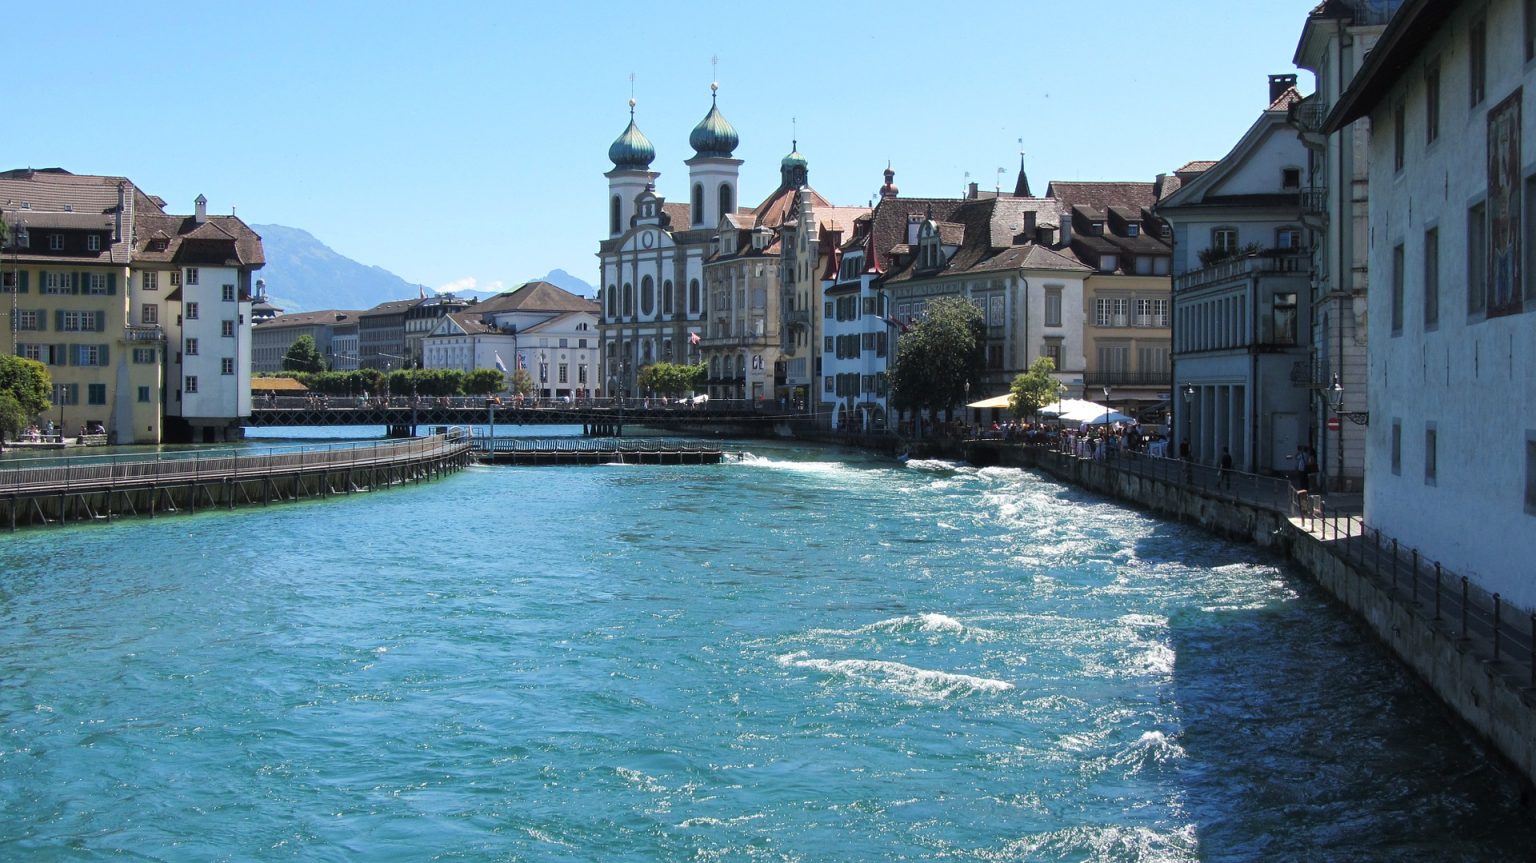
(614, 766, 666, 793)
(776, 652, 1012, 699)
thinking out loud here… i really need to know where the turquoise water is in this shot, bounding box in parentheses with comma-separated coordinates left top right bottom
(1, 435, 1531, 861)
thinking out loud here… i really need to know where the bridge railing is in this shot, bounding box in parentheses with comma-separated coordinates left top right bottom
(0, 432, 470, 494)
(252, 394, 810, 416)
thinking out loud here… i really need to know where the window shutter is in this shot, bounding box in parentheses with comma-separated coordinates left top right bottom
(96, 311, 105, 332)
(57, 343, 69, 365)
(107, 273, 117, 295)
(72, 272, 81, 294)
(99, 344, 110, 366)
(18, 271, 27, 294)
(36, 310, 45, 331)
(55, 310, 64, 331)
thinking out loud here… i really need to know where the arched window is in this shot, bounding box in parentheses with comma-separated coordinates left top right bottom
(622, 282, 634, 317)
(710, 356, 719, 378)
(663, 280, 674, 315)
(605, 285, 616, 319)
(610, 196, 621, 235)
(641, 275, 655, 317)
(718, 184, 733, 219)
(689, 279, 701, 314)
(735, 354, 745, 378)
(642, 339, 653, 363)
(692, 184, 704, 224)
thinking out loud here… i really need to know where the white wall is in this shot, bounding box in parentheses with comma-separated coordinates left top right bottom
(1364, 0, 1536, 606)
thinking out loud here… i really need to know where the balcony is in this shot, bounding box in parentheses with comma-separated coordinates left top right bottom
(1290, 357, 1331, 388)
(1082, 371, 1171, 388)
(121, 326, 165, 343)
(1175, 251, 1307, 292)
(1301, 186, 1328, 215)
(1289, 95, 1329, 135)
(786, 309, 810, 327)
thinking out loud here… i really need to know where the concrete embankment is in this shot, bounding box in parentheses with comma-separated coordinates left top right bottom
(970, 441, 1536, 796)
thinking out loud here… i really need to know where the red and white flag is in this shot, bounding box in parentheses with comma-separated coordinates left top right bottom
(688, 331, 700, 346)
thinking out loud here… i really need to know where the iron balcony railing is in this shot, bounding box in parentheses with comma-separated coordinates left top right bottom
(1290, 96, 1330, 133)
(1175, 251, 1307, 292)
(121, 326, 165, 343)
(1301, 186, 1329, 215)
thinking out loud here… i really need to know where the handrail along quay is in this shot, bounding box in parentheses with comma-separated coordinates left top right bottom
(471, 435, 727, 466)
(0, 431, 474, 530)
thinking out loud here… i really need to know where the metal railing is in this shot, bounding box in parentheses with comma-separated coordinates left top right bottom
(0, 430, 470, 494)
(1295, 502, 1535, 686)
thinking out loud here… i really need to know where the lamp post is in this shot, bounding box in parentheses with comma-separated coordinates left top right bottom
(1183, 383, 1194, 456)
(1102, 384, 1112, 428)
(964, 380, 970, 436)
(539, 352, 547, 403)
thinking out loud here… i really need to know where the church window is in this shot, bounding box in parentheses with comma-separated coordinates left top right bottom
(610, 196, 621, 234)
(718, 184, 733, 218)
(690, 279, 701, 314)
(663, 280, 674, 315)
(641, 275, 655, 316)
(693, 184, 704, 224)
(606, 285, 616, 318)
(622, 282, 634, 317)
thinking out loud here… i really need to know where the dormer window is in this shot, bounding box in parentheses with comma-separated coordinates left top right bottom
(1091, 221, 1104, 236)
(1125, 224, 1140, 238)
(1099, 254, 1118, 273)
(49, 234, 64, 251)
(86, 235, 101, 252)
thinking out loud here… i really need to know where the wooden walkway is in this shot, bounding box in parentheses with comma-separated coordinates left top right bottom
(472, 436, 727, 466)
(0, 432, 474, 530)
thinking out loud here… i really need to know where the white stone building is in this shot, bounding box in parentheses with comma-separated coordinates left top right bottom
(1326, 0, 1536, 604)
(1158, 78, 1314, 473)
(424, 281, 599, 399)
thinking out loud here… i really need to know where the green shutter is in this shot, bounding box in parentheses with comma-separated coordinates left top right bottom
(55, 310, 64, 331)
(95, 310, 105, 332)
(17, 271, 26, 294)
(36, 309, 45, 331)
(56, 343, 67, 366)
(99, 344, 109, 366)
(107, 273, 117, 295)
(71, 272, 80, 294)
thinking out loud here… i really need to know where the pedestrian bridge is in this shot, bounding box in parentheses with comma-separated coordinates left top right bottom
(248, 396, 800, 436)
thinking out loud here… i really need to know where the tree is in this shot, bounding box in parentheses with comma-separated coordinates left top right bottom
(1009, 358, 1060, 419)
(0, 392, 27, 440)
(282, 335, 325, 372)
(465, 368, 505, 395)
(637, 362, 706, 396)
(888, 296, 987, 419)
(507, 368, 535, 396)
(0, 354, 51, 421)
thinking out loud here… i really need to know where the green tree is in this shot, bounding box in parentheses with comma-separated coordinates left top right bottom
(507, 368, 535, 396)
(465, 368, 505, 394)
(637, 362, 706, 396)
(0, 354, 51, 421)
(1009, 357, 1060, 419)
(0, 391, 27, 440)
(888, 296, 986, 419)
(282, 335, 325, 372)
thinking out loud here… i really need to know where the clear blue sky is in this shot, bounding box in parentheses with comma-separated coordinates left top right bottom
(10, 1, 1320, 295)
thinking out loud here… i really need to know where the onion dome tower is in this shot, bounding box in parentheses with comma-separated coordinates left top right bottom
(685, 82, 742, 229)
(780, 140, 808, 188)
(879, 163, 900, 199)
(606, 98, 655, 236)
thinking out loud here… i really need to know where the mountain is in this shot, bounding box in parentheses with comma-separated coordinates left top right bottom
(251, 223, 596, 312)
(251, 224, 425, 313)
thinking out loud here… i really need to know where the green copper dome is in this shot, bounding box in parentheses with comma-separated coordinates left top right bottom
(689, 84, 738, 159)
(781, 147, 807, 170)
(609, 100, 655, 171)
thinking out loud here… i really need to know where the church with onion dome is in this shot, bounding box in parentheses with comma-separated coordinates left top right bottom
(597, 83, 853, 406)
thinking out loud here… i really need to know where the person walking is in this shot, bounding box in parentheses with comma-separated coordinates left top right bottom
(1218, 447, 1233, 490)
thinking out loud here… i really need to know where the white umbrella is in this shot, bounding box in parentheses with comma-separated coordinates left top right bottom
(1082, 410, 1135, 426)
(1039, 398, 1106, 418)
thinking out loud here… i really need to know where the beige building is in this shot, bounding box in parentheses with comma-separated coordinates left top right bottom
(1, 168, 262, 444)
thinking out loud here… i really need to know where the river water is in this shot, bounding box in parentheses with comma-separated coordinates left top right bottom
(1, 430, 1530, 861)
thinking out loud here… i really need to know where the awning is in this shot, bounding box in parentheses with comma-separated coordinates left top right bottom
(252, 377, 309, 392)
(965, 394, 1013, 409)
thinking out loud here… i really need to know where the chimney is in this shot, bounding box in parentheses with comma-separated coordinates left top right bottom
(966, 181, 979, 200)
(1058, 208, 1072, 245)
(194, 194, 207, 224)
(1268, 73, 1297, 104)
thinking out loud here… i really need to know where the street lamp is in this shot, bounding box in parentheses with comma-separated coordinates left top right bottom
(539, 352, 547, 402)
(1183, 384, 1195, 454)
(1102, 384, 1112, 428)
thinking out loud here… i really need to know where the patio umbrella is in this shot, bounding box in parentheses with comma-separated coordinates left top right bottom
(965, 393, 1014, 409)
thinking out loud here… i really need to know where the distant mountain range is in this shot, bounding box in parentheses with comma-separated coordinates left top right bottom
(250, 223, 594, 313)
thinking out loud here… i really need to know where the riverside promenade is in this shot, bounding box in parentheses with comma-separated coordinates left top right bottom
(0, 431, 473, 530)
(966, 439, 1536, 795)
